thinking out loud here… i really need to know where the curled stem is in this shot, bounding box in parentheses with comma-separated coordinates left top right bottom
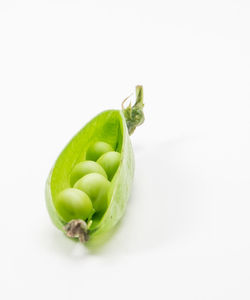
(122, 85, 145, 135)
(64, 219, 89, 243)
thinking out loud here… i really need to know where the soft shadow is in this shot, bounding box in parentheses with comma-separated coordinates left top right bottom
(45, 135, 204, 258)
(85, 214, 128, 254)
(83, 135, 203, 257)
(43, 224, 90, 259)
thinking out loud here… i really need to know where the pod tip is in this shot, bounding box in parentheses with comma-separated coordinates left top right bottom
(64, 219, 89, 243)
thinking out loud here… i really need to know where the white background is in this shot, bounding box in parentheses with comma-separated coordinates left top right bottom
(1, 0, 250, 299)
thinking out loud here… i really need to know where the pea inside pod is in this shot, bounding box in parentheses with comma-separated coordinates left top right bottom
(97, 151, 121, 180)
(45, 85, 144, 243)
(74, 173, 111, 213)
(86, 141, 113, 161)
(70, 160, 107, 186)
(55, 188, 93, 222)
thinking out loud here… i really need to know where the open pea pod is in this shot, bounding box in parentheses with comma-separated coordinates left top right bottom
(45, 86, 144, 243)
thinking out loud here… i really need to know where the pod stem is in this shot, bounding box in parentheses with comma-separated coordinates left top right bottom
(122, 85, 145, 135)
(64, 219, 89, 243)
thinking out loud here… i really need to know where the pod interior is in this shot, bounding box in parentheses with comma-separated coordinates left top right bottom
(49, 110, 124, 228)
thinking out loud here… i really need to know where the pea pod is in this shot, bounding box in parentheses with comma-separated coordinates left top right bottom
(45, 86, 144, 243)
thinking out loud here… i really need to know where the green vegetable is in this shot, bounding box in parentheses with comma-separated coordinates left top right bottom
(97, 151, 121, 181)
(45, 85, 144, 243)
(86, 141, 113, 161)
(55, 188, 93, 222)
(70, 161, 107, 186)
(74, 173, 110, 213)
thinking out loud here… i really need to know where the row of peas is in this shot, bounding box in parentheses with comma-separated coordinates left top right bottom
(55, 142, 121, 223)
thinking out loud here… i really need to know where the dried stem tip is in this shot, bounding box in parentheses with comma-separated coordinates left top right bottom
(64, 219, 89, 243)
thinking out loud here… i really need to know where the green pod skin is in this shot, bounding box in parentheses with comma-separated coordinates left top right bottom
(70, 160, 107, 186)
(45, 86, 144, 243)
(97, 151, 121, 181)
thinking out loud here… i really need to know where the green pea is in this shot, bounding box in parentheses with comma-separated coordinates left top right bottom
(74, 173, 111, 213)
(55, 188, 93, 222)
(97, 151, 121, 180)
(86, 141, 113, 161)
(70, 160, 107, 186)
